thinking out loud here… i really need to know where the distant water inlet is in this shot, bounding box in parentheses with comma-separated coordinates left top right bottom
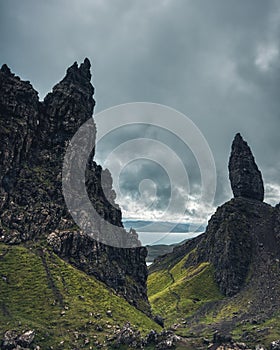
(139, 231, 203, 246)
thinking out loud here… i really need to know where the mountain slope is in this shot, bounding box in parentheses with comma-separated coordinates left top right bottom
(148, 259, 223, 327)
(148, 134, 280, 348)
(0, 243, 160, 349)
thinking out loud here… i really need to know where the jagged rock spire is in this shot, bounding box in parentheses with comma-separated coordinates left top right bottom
(0, 64, 13, 75)
(229, 133, 264, 201)
(42, 58, 95, 140)
(64, 57, 92, 83)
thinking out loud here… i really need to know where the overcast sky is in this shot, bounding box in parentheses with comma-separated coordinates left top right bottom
(1, 0, 280, 226)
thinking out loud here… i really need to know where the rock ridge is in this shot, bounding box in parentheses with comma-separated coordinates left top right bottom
(0, 60, 150, 314)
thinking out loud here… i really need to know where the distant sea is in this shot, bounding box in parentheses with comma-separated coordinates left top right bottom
(138, 231, 203, 246)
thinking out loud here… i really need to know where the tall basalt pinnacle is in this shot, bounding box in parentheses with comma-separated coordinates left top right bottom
(229, 133, 264, 201)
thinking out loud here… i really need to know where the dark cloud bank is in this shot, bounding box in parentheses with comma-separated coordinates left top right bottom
(1, 0, 280, 224)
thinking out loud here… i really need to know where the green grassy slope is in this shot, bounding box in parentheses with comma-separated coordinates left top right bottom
(148, 251, 223, 330)
(148, 248, 280, 349)
(0, 243, 160, 349)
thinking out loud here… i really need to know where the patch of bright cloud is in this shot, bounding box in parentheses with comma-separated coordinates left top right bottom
(119, 187, 215, 227)
(265, 182, 280, 206)
(255, 44, 279, 71)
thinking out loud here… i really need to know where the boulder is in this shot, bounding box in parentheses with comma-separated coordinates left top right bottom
(271, 340, 280, 350)
(1, 330, 35, 350)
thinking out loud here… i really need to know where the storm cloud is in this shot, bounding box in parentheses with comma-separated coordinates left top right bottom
(1, 0, 280, 224)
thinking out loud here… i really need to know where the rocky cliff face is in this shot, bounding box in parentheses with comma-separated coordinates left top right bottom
(193, 133, 278, 296)
(194, 197, 278, 296)
(0, 60, 150, 314)
(0, 64, 39, 211)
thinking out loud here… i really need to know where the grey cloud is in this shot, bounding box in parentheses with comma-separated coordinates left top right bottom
(1, 0, 280, 223)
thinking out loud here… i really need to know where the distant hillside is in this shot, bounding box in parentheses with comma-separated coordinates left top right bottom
(146, 244, 177, 263)
(145, 238, 191, 263)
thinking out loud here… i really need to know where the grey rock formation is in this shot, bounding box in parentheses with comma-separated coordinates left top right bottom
(110, 325, 180, 349)
(1, 330, 35, 349)
(0, 60, 150, 314)
(229, 133, 264, 201)
(194, 197, 278, 296)
(144, 133, 280, 343)
(151, 133, 280, 300)
(271, 340, 280, 350)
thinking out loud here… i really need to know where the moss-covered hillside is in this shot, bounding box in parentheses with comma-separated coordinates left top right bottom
(148, 250, 223, 330)
(0, 243, 160, 349)
(147, 234, 280, 349)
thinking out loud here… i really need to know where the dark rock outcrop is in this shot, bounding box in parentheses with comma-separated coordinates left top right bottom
(0, 59, 97, 243)
(1, 330, 35, 350)
(193, 136, 278, 296)
(110, 324, 180, 349)
(229, 133, 264, 201)
(151, 134, 280, 300)
(271, 340, 280, 350)
(194, 197, 280, 296)
(0, 60, 150, 314)
(149, 133, 280, 345)
(208, 331, 252, 349)
(0, 64, 39, 211)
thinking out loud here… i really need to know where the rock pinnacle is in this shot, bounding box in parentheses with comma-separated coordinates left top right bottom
(229, 133, 264, 201)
